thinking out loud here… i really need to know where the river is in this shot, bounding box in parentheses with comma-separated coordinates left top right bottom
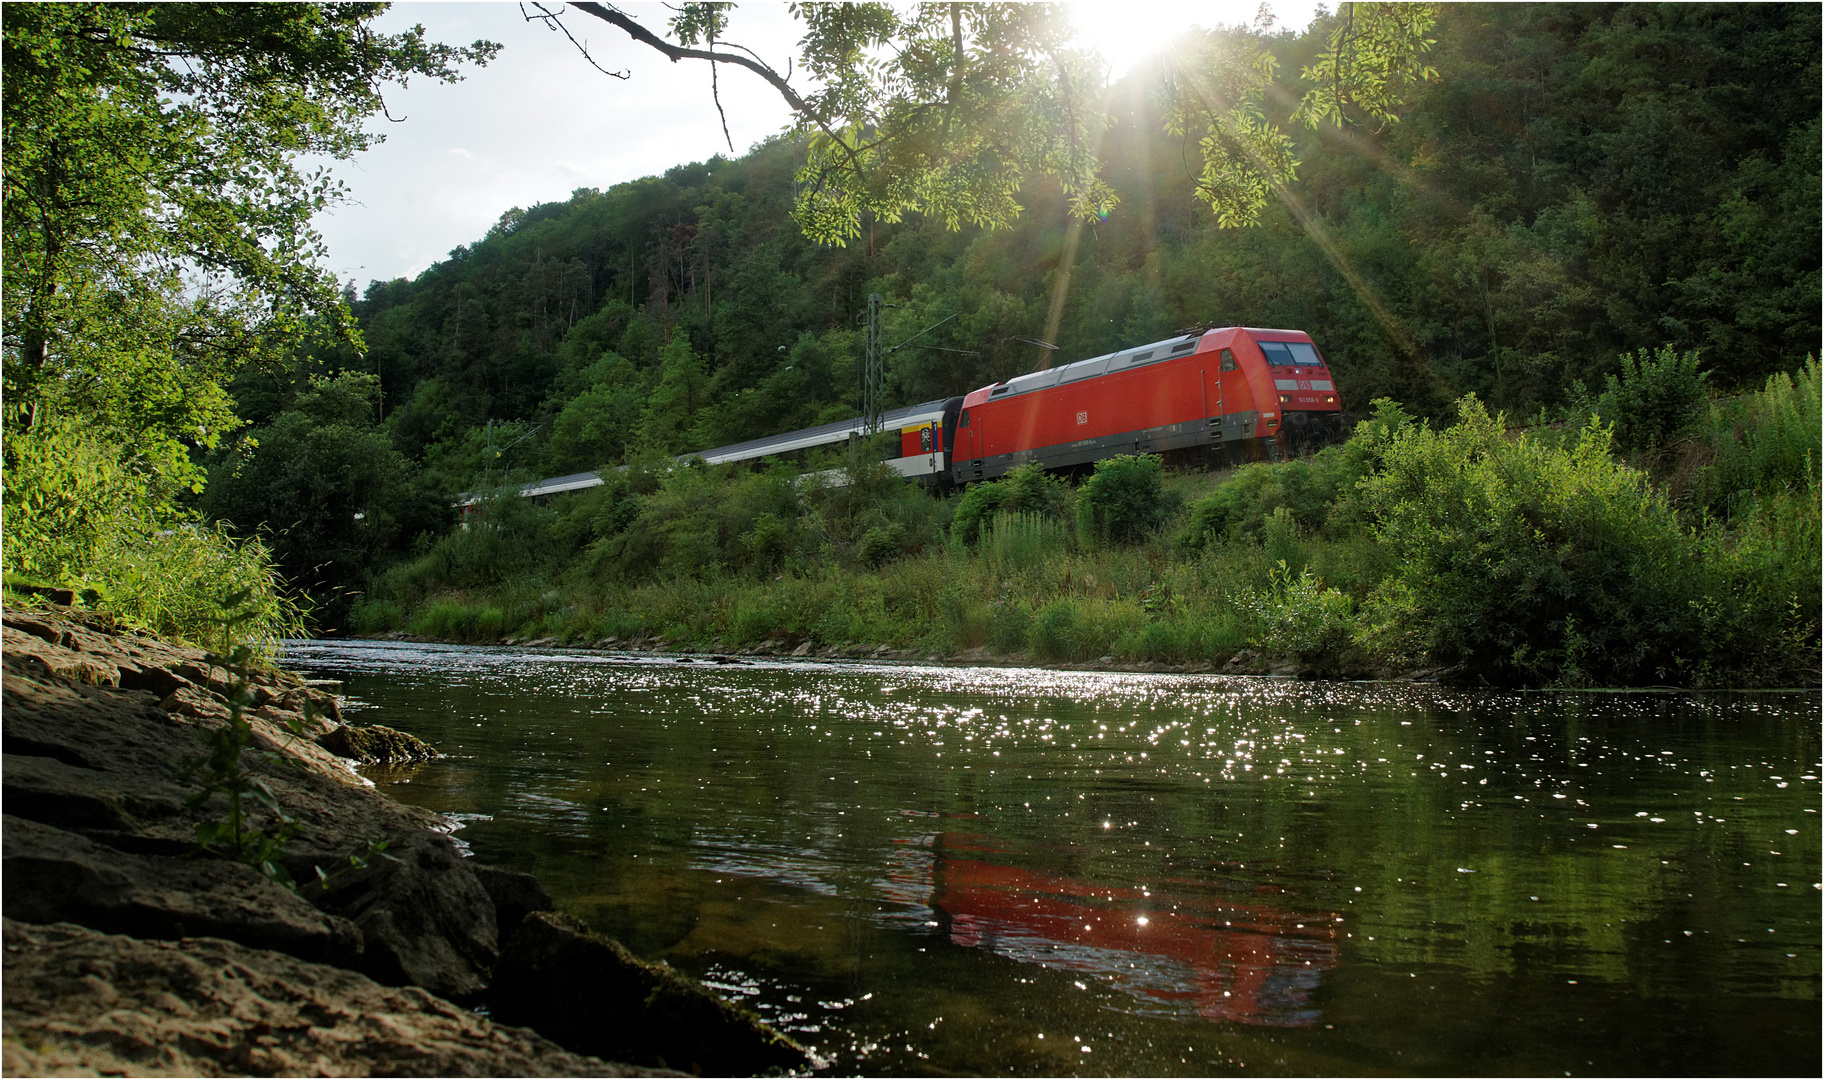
(282, 640, 1820, 1076)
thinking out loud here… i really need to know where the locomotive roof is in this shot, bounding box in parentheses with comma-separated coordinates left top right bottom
(975, 326, 1316, 404)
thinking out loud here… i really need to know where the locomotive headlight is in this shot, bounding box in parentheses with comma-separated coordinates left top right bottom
(1324, 394, 1336, 403)
(1278, 393, 1292, 404)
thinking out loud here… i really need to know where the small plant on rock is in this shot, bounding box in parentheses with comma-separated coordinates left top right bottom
(185, 589, 389, 890)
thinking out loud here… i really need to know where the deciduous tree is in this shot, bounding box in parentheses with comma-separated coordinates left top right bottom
(2, 3, 497, 481)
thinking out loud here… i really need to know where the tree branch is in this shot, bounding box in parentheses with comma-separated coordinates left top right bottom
(522, 2, 629, 79)
(572, 2, 805, 111)
(708, 16, 733, 153)
(566, 2, 869, 192)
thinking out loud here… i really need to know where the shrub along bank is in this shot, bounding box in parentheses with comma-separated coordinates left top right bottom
(2, 406, 305, 652)
(354, 358, 1821, 689)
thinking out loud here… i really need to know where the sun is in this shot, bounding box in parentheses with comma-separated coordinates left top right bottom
(1065, 0, 1320, 79)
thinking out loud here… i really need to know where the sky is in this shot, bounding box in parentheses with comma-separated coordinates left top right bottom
(313, 1, 1322, 288)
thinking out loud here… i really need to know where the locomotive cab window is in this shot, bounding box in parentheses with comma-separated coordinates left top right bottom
(959, 410, 971, 427)
(1219, 349, 1238, 371)
(1259, 340, 1325, 368)
(1285, 342, 1325, 368)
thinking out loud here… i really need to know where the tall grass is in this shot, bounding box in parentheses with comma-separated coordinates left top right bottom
(1694, 357, 1821, 519)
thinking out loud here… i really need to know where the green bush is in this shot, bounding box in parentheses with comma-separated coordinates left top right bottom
(742, 512, 792, 569)
(938, 583, 990, 650)
(1027, 597, 1085, 661)
(349, 597, 404, 634)
(981, 511, 1068, 576)
(1001, 462, 1072, 518)
(409, 600, 505, 643)
(1179, 455, 1343, 550)
(987, 597, 1031, 653)
(1077, 454, 1170, 545)
(950, 481, 1007, 545)
(855, 523, 907, 567)
(1261, 506, 1307, 574)
(1356, 396, 1708, 685)
(1115, 620, 1195, 663)
(1242, 563, 1356, 661)
(1568, 344, 1709, 455)
(952, 463, 1072, 546)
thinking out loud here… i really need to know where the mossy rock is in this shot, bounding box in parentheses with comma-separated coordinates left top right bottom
(316, 724, 438, 765)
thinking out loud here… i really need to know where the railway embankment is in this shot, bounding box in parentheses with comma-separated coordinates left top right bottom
(1, 604, 810, 1077)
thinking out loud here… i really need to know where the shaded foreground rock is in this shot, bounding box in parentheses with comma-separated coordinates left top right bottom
(3, 605, 809, 1076)
(298, 831, 499, 1000)
(471, 862, 555, 933)
(2, 815, 361, 968)
(489, 911, 813, 1076)
(0, 918, 670, 1078)
(0, 613, 499, 1000)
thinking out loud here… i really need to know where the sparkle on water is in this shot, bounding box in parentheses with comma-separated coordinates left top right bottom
(284, 640, 1821, 1076)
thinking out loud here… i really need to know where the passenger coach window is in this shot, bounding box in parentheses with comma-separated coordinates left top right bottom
(1219, 349, 1237, 371)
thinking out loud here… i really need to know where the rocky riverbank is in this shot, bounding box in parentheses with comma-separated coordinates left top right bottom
(1, 605, 811, 1076)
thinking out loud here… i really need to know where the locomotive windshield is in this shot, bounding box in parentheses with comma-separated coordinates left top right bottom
(1258, 341, 1326, 368)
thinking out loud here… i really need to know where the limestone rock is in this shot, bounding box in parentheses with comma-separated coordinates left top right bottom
(2, 815, 361, 967)
(4, 613, 486, 998)
(301, 832, 498, 1000)
(488, 911, 811, 1076)
(2, 640, 441, 853)
(1, 918, 671, 1078)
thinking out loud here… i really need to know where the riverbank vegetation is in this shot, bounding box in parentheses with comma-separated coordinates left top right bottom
(353, 355, 1820, 687)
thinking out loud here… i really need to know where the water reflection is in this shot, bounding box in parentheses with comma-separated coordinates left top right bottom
(922, 835, 1339, 1026)
(282, 641, 1822, 1077)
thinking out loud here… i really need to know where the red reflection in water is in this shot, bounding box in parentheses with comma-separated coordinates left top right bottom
(912, 833, 1340, 1026)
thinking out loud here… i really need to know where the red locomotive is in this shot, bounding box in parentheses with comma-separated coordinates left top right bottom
(939, 325, 1348, 486)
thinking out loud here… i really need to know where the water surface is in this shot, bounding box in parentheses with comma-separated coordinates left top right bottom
(283, 640, 1820, 1076)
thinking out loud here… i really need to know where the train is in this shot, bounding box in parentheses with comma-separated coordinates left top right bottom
(478, 325, 1347, 507)
(696, 324, 1349, 490)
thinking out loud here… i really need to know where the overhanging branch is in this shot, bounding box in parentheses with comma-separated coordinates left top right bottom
(563, 2, 870, 185)
(571, 1, 808, 113)
(522, 3, 629, 78)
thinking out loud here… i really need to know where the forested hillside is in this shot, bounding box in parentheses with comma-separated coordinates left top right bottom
(184, 4, 1818, 677)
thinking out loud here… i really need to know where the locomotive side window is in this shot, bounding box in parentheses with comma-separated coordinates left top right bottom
(959, 410, 971, 427)
(1219, 349, 1237, 371)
